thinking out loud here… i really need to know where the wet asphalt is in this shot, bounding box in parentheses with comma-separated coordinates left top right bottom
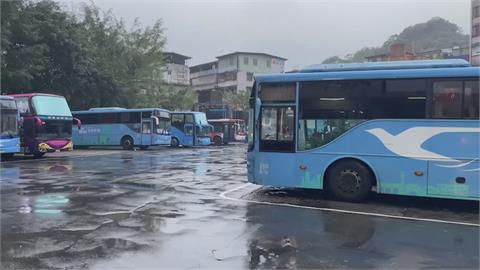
(0, 145, 479, 269)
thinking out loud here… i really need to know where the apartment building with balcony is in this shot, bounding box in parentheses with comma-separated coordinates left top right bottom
(190, 51, 287, 107)
(472, 0, 480, 65)
(163, 52, 191, 86)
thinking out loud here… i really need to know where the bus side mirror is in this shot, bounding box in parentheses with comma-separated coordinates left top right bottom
(151, 116, 160, 126)
(73, 118, 82, 130)
(34, 116, 44, 128)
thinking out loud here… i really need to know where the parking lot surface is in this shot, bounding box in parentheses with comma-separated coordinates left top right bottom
(1, 146, 478, 269)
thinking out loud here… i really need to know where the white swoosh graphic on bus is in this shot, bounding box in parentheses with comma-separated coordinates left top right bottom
(366, 127, 480, 164)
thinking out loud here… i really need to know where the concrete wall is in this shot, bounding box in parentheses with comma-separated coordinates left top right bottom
(163, 63, 190, 85)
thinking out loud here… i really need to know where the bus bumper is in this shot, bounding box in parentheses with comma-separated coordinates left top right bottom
(196, 137, 211, 146)
(38, 140, 73, 152)
(0, 138, 21, 154)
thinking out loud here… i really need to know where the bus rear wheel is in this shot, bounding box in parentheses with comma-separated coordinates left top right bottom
(325, 160, 374, 202)
(171, 137, 179, 148)
(121, 136, 134, 150)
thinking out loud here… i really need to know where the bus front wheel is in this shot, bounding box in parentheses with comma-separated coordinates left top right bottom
(213, 136, 222, 146)
(33, 152, 45, 158)
(325, 160, 374, 202)
(171, 137, 180, 147)
(121, 136, 134, 150)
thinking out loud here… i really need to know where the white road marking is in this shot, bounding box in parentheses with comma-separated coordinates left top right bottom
(220, 183, 480, 227)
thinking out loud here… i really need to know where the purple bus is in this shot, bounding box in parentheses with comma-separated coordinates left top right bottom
(8, 93, 80, 158)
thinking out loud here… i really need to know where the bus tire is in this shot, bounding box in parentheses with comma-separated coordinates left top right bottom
(121, 136, 134, 150)
(325, 160, 374, 202)
(1, 153, 14, 160)
(171, 137, 180, 147)
(33, 152, 45, 158)
(213, 136, 222, 146)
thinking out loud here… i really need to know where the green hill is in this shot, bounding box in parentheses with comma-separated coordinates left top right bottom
(322, 17, 469, 64)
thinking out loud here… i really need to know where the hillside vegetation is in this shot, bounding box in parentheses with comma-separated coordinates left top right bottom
(322, 17, 469, 64)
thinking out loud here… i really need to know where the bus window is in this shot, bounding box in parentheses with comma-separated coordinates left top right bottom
(433, 81, 462, 118)
(172, 114, 184, 129)
(185, 114, 194, 123)
(298, 80, 371, 150)
(260, 106, 295, 152)
(261, 107, 277, 140)
(369, 79, 427, 119)
(260, 83, 295, 103)
(142, 121, 151, 134)
(464, 81, 479, 119)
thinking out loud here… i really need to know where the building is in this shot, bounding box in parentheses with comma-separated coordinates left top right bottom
(366, 44, 470, 63)
(163, 52, 191, 86)
(472, 0, 480, 65)
(366, 43, 414, 62)
(190, 51, 287, 111)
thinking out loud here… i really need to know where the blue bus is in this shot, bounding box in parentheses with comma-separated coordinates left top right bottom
(170, 111, 211, 147)
(0, 96, 20, 158)
(247, 59, 479, 202)
(72, 108, 171, 150)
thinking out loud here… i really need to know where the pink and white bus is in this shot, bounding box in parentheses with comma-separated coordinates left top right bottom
(8, 93, 80, 158)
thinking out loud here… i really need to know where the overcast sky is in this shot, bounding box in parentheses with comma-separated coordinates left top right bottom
(62, 0, 471, 69)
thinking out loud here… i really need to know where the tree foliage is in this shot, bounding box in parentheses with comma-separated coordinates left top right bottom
(1, 0, 192, 110)
(322, 17, 469, 64)
(223, 90, 250, 111)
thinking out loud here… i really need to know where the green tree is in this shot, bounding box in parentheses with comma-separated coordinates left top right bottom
(223, 90, 249, 111)
(1, 0, 169, 110)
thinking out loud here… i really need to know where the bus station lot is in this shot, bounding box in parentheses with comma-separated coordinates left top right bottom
(1, 145, 478, 269)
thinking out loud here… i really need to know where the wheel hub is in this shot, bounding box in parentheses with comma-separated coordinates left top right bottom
(337, 169, 361, 193)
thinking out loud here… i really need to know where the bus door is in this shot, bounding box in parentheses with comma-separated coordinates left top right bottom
(141, 119, 152, 145)
(184, 123, 194, 146)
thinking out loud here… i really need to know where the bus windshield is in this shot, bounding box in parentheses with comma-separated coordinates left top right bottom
(0, 99, 18, 138)
(32, 95, 72, 117)
(195, 113, 209, 126)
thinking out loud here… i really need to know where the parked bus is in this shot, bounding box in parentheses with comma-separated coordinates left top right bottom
(0, 96, 20, 158)
(170, 112, 211, 147)
(72, 108, 171, 150)
(8, 93, 79, 158)
(247, 59, 480, 202)
(208, 119, 246, 144)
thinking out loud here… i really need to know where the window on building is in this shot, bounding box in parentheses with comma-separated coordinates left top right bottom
(229, 57, 234, 65)
(253, 58, 258, 66)
(244, 57, 249, 65)
(266, 59, 271, 68)
(432, 81, 463, 119)
(247, 72, 254, 81)
(473, 24, 480, 38)
(474, 6, 480, 18)
(463, 80, 479, 119)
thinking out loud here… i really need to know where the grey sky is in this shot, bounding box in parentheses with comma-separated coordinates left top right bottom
(62, 0, 471, 69)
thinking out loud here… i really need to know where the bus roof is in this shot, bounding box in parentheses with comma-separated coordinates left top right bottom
(255, 65, 480, 84)
(208, 118, 245, 123)
(300, 59, 470, 73)
(171, 111, 205, 115)
(0, 95, 15, 100)
(7, 93, 64, 98)
(72, 107, 170, 114)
